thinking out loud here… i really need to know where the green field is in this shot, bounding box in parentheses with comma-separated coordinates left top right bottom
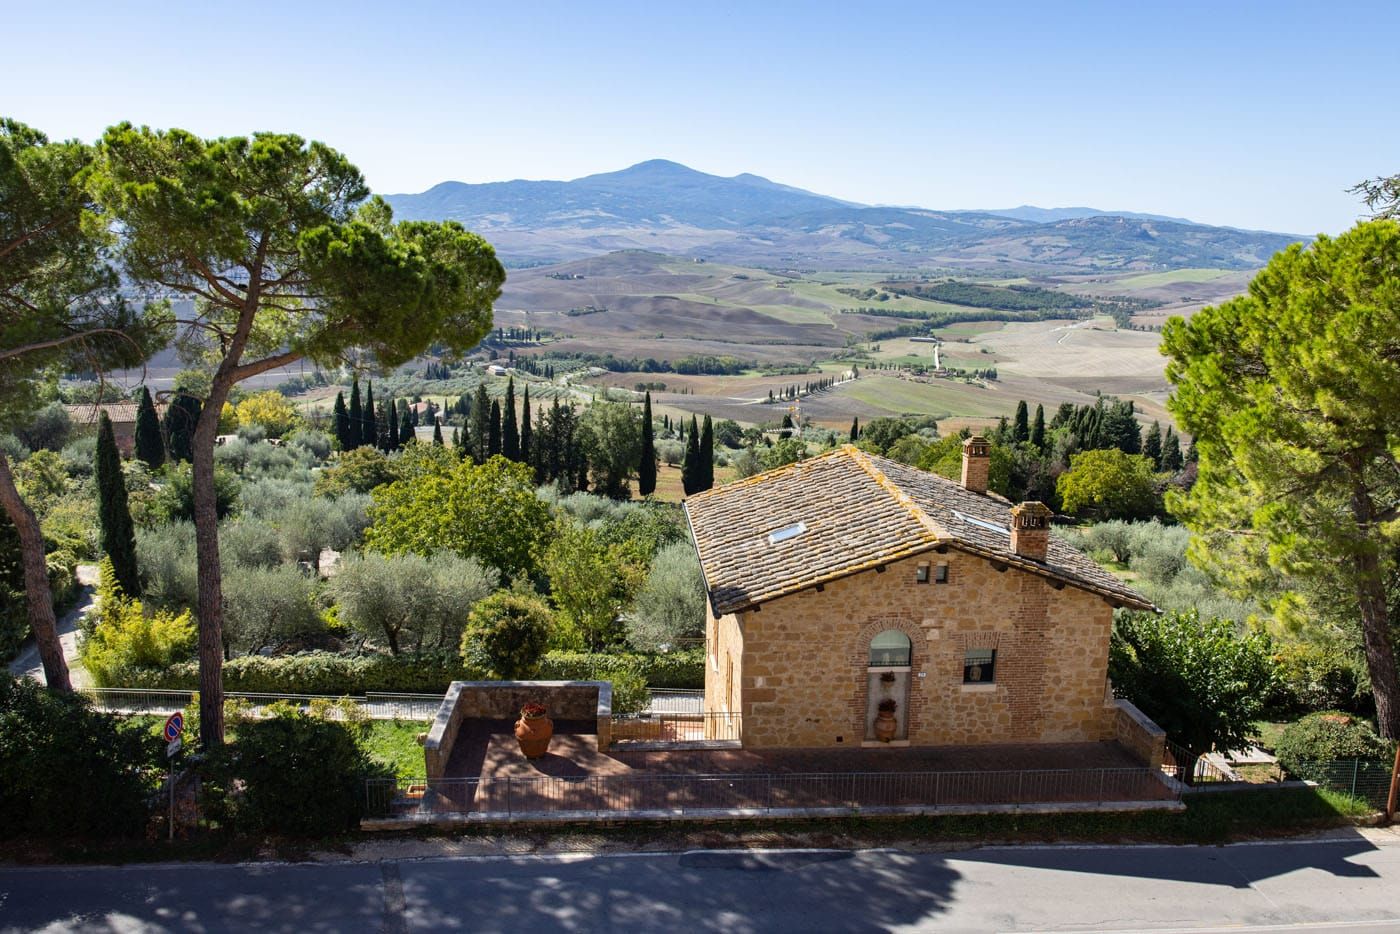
(839, 375, 1011, 418)
(1109, 268, 1235, 290)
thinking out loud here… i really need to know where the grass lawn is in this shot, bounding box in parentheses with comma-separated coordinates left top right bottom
(365, 720, 431, 782)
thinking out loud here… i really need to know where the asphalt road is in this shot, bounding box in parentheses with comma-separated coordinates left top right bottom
(2, 833, 1399, 933)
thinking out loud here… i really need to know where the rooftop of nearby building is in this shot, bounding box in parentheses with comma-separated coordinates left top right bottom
(63, 402, 145, 425)
(683, 444, 1154, 615)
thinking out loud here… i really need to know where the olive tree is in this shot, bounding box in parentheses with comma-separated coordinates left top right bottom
(330, 551, 497, 655)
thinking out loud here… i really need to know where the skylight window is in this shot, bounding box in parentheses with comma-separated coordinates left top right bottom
(767, 522, 807, 545)
(951, 510, 1010, 536)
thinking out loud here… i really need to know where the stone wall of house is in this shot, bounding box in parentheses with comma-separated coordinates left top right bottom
(703, 605, 745, 738)
(708, 549, 1121, 749)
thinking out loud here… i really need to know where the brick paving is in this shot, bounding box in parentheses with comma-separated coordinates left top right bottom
(408, 722, 1174, 818)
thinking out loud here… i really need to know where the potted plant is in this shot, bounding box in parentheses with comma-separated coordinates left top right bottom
(514, 701, 554, 758)
(874, 697, 898, 743)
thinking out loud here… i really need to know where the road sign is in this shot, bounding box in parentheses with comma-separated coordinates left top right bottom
(166, 737, 182, 758)
(163, 711, 184, 743)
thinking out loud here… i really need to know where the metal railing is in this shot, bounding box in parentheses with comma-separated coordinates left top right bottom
(1163, 740, 1235, 784)
(643, 688, 704, 714)
(611, 710, 740, 744)
(365, 765, 1175, 820)
(81, 687, 442, 721)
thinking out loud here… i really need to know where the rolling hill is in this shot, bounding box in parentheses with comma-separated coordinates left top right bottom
(386, 160, 1303, 272)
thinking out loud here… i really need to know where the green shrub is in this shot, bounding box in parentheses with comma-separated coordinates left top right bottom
(461, 590, 553, 679)
(81, 561, 196, 686)
(1268, 641, 1371, 718)
(0, 675, 157, 838)
(118, 651, 470, 695)
(608, 667, 650, 716)
(214, 709, 381, 835)
(537, 648, 703, 689)
(113, 647, 706, 695)
(1274, 711, 1392, 781)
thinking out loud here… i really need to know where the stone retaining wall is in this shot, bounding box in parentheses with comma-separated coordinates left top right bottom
(423, 680, 613, 780)
(1112, 697, 1166, 770)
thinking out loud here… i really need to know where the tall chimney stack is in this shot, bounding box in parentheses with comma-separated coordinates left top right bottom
(1010, 501, 1054, 562)
(961, 435, 990, 494)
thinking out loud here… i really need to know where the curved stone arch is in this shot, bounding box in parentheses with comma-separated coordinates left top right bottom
(849, 615, 928, 666)
(848, 614, 929, 741)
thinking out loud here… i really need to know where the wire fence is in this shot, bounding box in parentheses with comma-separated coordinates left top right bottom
(1290, 758, 1394, 808)
(365, 766, 1175, 820)
(85, 687, 700, 721)
(82, 688, 443, 721)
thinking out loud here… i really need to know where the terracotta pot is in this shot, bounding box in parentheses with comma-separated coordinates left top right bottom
(515, 714, 554, 758)
(873, 710, 898, 743)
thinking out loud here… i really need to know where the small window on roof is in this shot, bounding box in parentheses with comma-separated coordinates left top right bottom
(767, 522, 807, 545)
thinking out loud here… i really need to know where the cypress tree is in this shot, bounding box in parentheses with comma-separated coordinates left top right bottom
(133, 386, 165, 469)
(682, 423, 702, 496)
(162, 391, 201, 463)
(384, 398, 400, 452)
(433, 420, 444, 446)
(332, 390, 351, 450)
(502, 377, 519, 461)
(519, 387, 533, 467)
(700, 414, 714, 491)
(1030, 404, 1046, 450)
(470, 384, 490, 464)
(849, 417, 860, 442)
(348, 379, 363, 449)
(450, 426, 460, 448)
(1144, 421, 1163, 468)
(488, 400, 502, 457)
(1013, 400, 1030, 443)
(400, 406, 416, 446)
(638, 392, 657, 497)
(95, 412, 140, 597)
(1162, 427, 1184, 471)
(362, 382, 377, 449)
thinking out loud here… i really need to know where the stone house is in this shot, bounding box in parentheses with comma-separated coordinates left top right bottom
(684, 440, 1162, 754)
(64, 402, 159, 457)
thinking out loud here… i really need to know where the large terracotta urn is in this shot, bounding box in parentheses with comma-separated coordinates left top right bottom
(874, 699, 898, 743)
(514, 703, 554, 758)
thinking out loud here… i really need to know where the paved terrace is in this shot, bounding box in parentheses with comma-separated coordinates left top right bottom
(394, 722, 1175, 819)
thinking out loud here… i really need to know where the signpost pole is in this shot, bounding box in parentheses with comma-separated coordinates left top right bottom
(162, 711, 185, 843)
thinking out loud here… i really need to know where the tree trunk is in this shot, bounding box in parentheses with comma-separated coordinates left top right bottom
(191, 381, 233, 748)
(1350, 478, 1400, 739)
(0, 451, 71, 693)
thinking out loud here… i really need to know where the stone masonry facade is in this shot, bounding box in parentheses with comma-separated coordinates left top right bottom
(704, 548, 1119, 749)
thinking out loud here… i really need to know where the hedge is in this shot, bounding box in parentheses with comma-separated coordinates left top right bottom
(115, 647, 705, 695)
(537, 649, 703, 690)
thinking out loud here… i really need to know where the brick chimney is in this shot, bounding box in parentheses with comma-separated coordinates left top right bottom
(960, 435, 991, 494)
(1010, 501, 1054, 562)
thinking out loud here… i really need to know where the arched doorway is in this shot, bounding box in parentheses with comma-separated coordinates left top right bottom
(866, 629, 911, 742)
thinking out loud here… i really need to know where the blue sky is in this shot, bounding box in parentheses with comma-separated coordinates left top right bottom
(8, 0, 1397, 233)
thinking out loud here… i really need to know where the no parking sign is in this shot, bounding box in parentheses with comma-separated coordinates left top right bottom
(164, 711, 184, 757)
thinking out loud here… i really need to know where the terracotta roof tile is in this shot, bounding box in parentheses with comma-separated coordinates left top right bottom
(684, 445, 1154, 615)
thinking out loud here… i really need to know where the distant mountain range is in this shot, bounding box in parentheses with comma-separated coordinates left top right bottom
(386, 160, 1302, 271)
